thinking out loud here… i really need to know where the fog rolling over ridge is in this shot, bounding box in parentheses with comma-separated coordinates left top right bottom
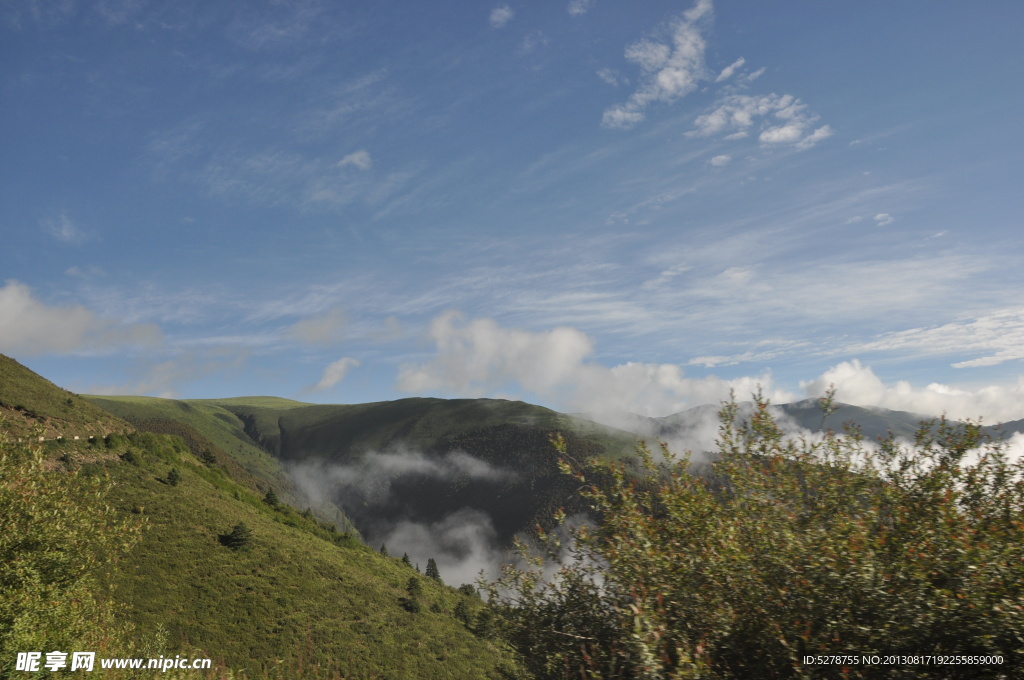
(276, 396, 1024, 585)
(288, 448, 516, 586)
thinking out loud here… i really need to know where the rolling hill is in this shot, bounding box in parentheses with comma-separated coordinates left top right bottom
(0, 355, 524, 678)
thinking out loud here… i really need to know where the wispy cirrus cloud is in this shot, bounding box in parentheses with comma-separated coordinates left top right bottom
(601, 0, 713, 128)
(714, 56, 745, 82)
(41, 211, 88, 245)
(288, 307, 347, 346)
(843, 309, 1024, 370)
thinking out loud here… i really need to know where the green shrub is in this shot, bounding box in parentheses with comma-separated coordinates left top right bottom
(0, 428, 143, 678)
(489, 391, 1024, 679)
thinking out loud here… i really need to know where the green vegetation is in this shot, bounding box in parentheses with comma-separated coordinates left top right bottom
(221, 522, 253, 550)
(81, 394, 358, 534)
(1, 360, 525, 679)
(0, 354, 127, 439)
(0, 427, 142, 678)
(489, 392, 1024, 679)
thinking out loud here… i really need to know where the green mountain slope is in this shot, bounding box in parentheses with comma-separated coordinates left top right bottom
(218, 397, 640, 551)
(2, 360, 523, 678)
(97, 436, 518, 678)
(0, 354, 129, 438)
(82, 394, 356, 533)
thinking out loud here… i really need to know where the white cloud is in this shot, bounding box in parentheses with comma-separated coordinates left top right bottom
(0, 280, 161, 356)
(313, 357, 360, 391)
(601, 0, 713, 129)
(41, 211, 87, 244)
(338, 150, 372, 170)
(845, 308, 1024, 370)
(689, 93, 832, 150)
(397, 311, 795, 418)
(874, 212, 894, 226)
(795, 124, 834, 150)
(288, 307, 347, 345)
(802, 359, 1024, 423)
(709, 154, 732, 167)
(567, 0, 593, 16)
(714, 56, 745, 82)
(489, 5, 514, 28)
(318, 358, 359, 391)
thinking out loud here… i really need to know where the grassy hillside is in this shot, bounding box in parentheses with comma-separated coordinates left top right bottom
(82, 394, 356, 532)
(87, 434, 520, 678)
(0, 354, 129, 438)
(1, 358, 525, 678)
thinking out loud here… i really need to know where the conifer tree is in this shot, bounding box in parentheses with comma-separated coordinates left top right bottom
(454, 599, 472, 627)
(263, 488, 279, 508)
(379, 543, 388, 557)
(222, 522, 253, 550)
(425, 557, 441, 582)
(167, 467, 181, 486)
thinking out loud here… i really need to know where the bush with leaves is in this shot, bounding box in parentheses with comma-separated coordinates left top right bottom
(0, 426, 143, 678)
(486, 391, 1024, 679)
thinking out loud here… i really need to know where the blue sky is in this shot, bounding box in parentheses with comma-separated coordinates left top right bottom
(2, 0, 1023, 422)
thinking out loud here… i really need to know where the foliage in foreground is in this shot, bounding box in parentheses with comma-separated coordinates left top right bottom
(0, 426, 143, 678)
(488, 392, 1024, 679)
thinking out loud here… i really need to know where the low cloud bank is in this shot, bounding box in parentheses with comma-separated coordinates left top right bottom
(399, 312, 1024, 426)
(397, 310, 796, 421)
(288, 446, 516, 584)
(802, 360, 1024, 424)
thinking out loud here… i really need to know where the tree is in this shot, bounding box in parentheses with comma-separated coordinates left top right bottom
(403, 576, 423, 613)
(263, 488, 279, 508)
(454, 599, 473, 627)
(167, 467, 181, 486)
(425, 557, 441, 582)
(379, 543, 388, 557)
(401, 552, 412, 567)
(222, 522, 253, 550)
(487, 391, 1024, 679)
